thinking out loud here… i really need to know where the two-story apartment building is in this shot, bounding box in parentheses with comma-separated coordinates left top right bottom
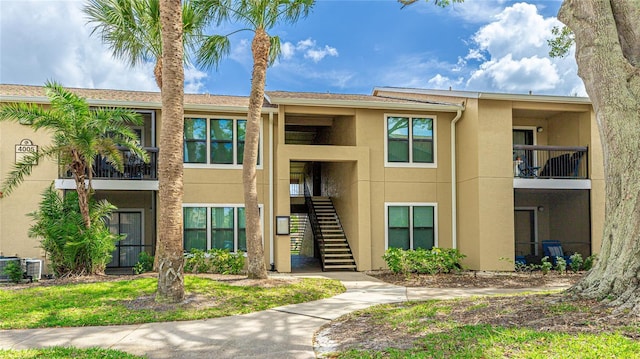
(0, 84, 604, 273)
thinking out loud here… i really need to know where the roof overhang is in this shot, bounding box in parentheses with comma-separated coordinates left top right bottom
(373, 87, 592, 105)
(265, 94, 464, 112)
(0, 94, 279, 114)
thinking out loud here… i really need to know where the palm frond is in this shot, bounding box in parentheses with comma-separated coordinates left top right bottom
(198, 34, 231, 69)
(269, 36, 281, 65)
(0, 151, 45, 197)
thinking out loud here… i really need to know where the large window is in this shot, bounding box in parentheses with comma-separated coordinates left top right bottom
(386, 204, 436, 250)
(386, 115, 435, 166)
(184, 117, 260, 167)
(183, 205, 258, 252)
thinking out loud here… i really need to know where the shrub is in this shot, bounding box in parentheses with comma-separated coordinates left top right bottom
(555, 256, 567, 274)
(133, 252, 154, 274)
(28, 185, 120, 276)
(209, 249, 245, 275)
(184, 249, 211, 274)
(540, 256, 552, 275)
(383, 247, 411, 274)
(383, 247, 465, 275)
(569, 253, 584, 273)
(3, 261, 23, 284)
(183, 248, 245, 275)
(583, 254, 597, 271)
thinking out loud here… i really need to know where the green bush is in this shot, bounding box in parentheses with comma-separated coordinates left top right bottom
(569, 253, 584, 273)
(383, 247, 465, 275)
(382, 247, 411, 274)
(133, 252, 154, 274)
(28, 185, 120, 276)
(184, 249, 211, 274)
(183, 248, 245, 275)
(540, 256, 552, 275)
(555, 256, 567, 274)
(209, 249, 245, 275)
(583, 254, 597, 271)
(3, 261, 23, 284)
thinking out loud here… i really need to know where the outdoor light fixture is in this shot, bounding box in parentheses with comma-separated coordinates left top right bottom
(276, 216, 290, 235)
(537, 206, 545, 212)
(537, 126, 544, 133)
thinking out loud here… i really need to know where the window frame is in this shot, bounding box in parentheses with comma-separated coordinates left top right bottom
(384, 202, 438, 250)
(183, 115, 263, 169)
(182, 203, 263, 253)
(384, 114, 437, 168)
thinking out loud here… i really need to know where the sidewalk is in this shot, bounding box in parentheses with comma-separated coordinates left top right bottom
(0, 272, 568, 358)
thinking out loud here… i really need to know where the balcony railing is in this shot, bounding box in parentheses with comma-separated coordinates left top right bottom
(60, 147, 158, 180)
(513, 145, 588, 179)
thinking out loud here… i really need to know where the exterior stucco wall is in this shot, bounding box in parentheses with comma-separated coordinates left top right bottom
(0, 120, 57, 266)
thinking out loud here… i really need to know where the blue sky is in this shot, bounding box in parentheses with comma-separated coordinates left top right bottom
(0, 0, 585, 97)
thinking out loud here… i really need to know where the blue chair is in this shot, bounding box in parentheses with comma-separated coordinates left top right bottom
(542, 240, 572, 265)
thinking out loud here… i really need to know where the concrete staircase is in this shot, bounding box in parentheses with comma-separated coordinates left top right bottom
(290, 213, 307, 254)
(309, 197, 357, 271)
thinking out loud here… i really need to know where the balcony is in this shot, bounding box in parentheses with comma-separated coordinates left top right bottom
(60, 147, 158, 180)
(513, 145, 588, 179)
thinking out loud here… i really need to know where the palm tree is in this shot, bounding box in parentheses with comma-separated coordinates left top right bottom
(197, 0, 315, 279)
(84, 0, 207, 88)
(0, 81, 147, 229)
(156, 0, 186, 303)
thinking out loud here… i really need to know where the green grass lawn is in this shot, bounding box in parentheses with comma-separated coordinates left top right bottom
(326, 297, 640, 359)
(0, 347, 143, 359)
(0, 275, 345, 329)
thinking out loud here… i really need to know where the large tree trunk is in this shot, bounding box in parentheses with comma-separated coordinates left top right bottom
(156, 0, 185, 303)
(244, 27, 269, 279)
(559, 0, 640, 313)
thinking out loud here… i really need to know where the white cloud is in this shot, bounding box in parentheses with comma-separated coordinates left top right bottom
(278, 38, 339, 64)
(304, 45, 339, 63)
(445, 0, 510, 23)
(0, 0, 157, 91)
(460, 2, 585, 96)
(466, 54, 559, 92)
(427, 74, 464, 90)
(184, 65, 208, 94)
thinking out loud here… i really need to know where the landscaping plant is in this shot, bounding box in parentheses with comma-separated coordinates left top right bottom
(555, 256, 567, 274)
(3, 261, 23, 284)
(383, 247, 465, 275)
(540, 256, 552, 275)
(28, 185, 121, 276)
(569, 252, 584, 273)
(133, 252, 154, 275)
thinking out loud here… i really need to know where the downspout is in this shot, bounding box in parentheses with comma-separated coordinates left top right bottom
(451, 108, 463, 250)
(268, 111, 274, 267)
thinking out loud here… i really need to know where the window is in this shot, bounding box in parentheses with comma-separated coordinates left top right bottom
(385, 115, 435, 166)
(386, 204, 436, 250)
(184, 117, 260, 167)
(183, 205, 259, 252)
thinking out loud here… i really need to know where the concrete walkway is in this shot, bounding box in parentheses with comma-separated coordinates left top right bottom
(0, 272, 568, 358)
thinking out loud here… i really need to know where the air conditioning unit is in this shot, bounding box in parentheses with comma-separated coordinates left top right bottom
(24, 259, 42, 281)
(0, 257, 21, 282)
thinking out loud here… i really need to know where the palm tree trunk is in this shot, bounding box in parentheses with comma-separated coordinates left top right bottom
(244, 27, 269, 279)
(156, 0, 185, 303)
(71, 150, 91, 229)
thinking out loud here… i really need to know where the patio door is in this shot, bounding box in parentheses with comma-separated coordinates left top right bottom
(514, 208, 538, 257)
(106, 211, 144, 268)
(513, 128, 536, 169)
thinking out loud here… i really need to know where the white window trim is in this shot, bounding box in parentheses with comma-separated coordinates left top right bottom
(182, 203, 264, 253)
(384, 202, 438, 250)
(513, 126, 539, 169)
(384, 113, 437, 168)
(183, 115, 264, 170)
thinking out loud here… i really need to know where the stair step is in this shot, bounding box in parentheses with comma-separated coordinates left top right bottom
(323, 264, 357, 269)
(324, 258, 356, 263)
(324, 253, 354, 257)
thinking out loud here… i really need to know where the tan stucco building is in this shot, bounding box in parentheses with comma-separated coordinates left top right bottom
(0, 84, 604, 274)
